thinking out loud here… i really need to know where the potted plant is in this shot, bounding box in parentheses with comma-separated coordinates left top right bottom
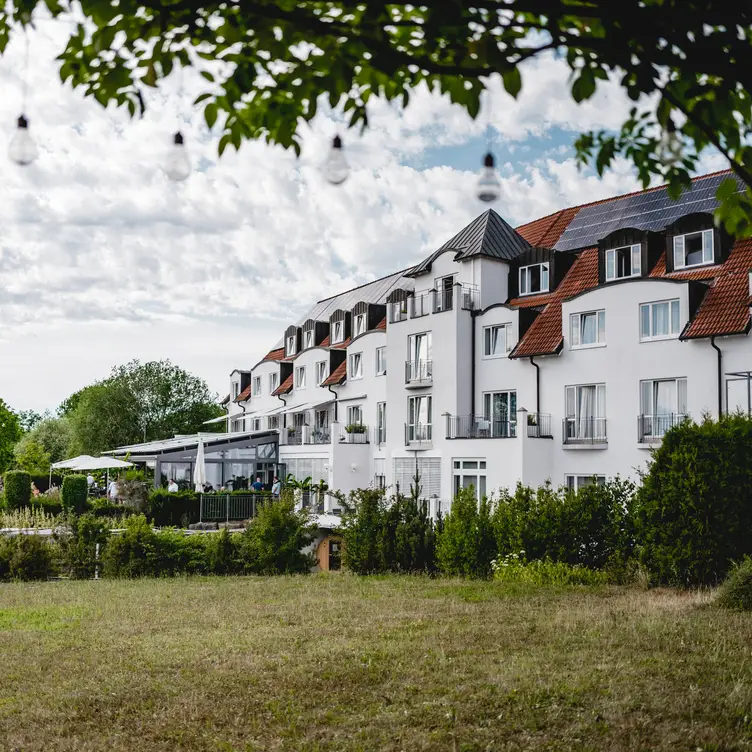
(345, 423, 366, 434)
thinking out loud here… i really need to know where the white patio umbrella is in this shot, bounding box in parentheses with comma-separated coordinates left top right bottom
(64, 457, 133, 471)
(193, 437, 207, 492)
(51, 455, 96, 470)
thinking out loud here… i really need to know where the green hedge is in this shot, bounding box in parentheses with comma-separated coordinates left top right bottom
(4, 471, 31, 509)
(0, 535, 54, 581)
(62, 475, 88, 514)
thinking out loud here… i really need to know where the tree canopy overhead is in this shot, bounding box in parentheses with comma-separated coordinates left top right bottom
(2, 2, 752, 229)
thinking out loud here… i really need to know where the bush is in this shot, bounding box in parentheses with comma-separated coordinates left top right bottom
(717, 557, 752, 611)
(55, 513, 109, 579)
(436, 487, 496, 578)
(635, 414, 752, 586)
(492, 552, 611, 586)
(146, 490, 200, 527)
(0, 534, 54, 581)
(340, 489, 387, 573)
(4, 470, 31, 509)
(101, 515, 158, 577)
(62, 474, 88, 514)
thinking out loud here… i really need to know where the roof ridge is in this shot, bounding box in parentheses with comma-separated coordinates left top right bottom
(313, 267, 414, 305)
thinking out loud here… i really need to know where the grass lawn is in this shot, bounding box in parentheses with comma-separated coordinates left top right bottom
(0, 577, 751, 751)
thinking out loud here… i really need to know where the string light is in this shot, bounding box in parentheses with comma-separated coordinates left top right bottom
(476, 152, 501, 202)
(9, 27, 38, 167)
(658, 119, 683, 167)
(163, 131, 191, 181)
(323, 135, 350, 185)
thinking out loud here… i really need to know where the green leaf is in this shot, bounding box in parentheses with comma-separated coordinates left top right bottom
(572, 68, 596, 103)
(204, 102, 218, 130)
(501, 67, 522, 98)
(200, 71, 215, 83)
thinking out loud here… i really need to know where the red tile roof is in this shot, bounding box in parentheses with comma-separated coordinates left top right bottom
(272, 374, 293, 396)
(330, 337, 351, 350)
(235, 384, 252, 402)
(516, 206, 580, 248)
(376, 317, 387, 331)
(319, 335, 331, 347)
(263, 348, 285, 362)
(322, 360, 347, 386)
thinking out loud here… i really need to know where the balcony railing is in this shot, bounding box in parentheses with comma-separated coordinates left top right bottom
(405, 423, 433, 447)
(527, 413, 553, 438)
(405, 359, 433, 385)
(338, 424, 370, 444)
(637, 414, 686, 443)
(433, 288, 454, 313)
(389, 301, 408, 324)
(446, 415, 516, 439)
(410, 292, 431, 318)
(562, 417, 608, 445)
(306, 427, 331, 445)
(460, 285, 480, 311)
(282, 428, 303, 446)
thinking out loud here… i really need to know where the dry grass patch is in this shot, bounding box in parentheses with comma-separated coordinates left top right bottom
(0, 576, 751, 751)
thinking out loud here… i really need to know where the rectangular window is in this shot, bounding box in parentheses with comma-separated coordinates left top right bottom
(316, 361, 327, 385)
(293, 411, 306, 429)
(349, 352, 363, 379)
(565, 475, 606, 492)
(519, 263, 549, 295)
(605, 244, 641, 281)
(377, 402, 386, 444)
(268, 415, 279, 430)
(640, 299, 681, 340)
(252, 418, 261, 432)
(332, 320, 344, 344)
(304, 329, 314, 349)
(453, 459, 488, 501)
(231, 417, 245, 432)
(640, 378, 687, 438)
(376, 347, 387, 375)
(565, 383, 607, 442)
(286, 335, 296, 356)
(269, 372, 279, 394)
(673, 229, 714, 269)
(484, 324, 512, 357)
(347, 405, 363, 426)
(389, 300, 408, 323)
(482, 391, 517, 437)
(232, 381, 239, 399)
(407, 395, 432, 442)
(252, 376, 261, 397)
(435, 275, 455, 312)
(570, 310, 606, 348)
(295, 366, 306, 389)
(374, 474, 386, 490)
(354, 314, 366, 337)
(407, 333, 432, 381)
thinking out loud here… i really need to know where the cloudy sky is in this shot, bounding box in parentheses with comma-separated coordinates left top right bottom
(0, 19, 726, 415)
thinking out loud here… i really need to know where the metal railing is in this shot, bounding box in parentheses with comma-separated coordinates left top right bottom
(405, 359, 433, 384)
(410, 292, 431, 318)
(562, 417, 608, 445)
(527, 413, 553, 438)
(433, 288, 454, 313)
(306, 427, 331, 445)
(338, 424, 370, 444)
(446, 415, 516, 439)
(282, 429, 303, 445)
(389, 302, 408, 323)
(405, 423, 433, 446)
(637, 414, 686, 442)
(460, 285, 480, 311)
(199, 493, 273, 522)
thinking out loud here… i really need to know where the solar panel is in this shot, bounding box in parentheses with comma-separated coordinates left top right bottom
(555, 173, 741, 252)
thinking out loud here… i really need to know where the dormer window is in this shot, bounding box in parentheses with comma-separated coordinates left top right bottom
(674, 229, 713, 269)
(304, 330, 314, 349)
(252, 376, 261, 397)
(354, 314, 366, 337)
(332, 320, 344, 344)
(286, 335, 296, 356)
(606, 245, 641, 282)
(519, 263, 549, 295)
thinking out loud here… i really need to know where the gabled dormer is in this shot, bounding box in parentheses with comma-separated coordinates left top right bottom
(386, 287, 413, 324)
(350, 302, 386, 338)
(665, 212, 732, 272)
(284, 325, 301, 357)
(329, 309, 351, 345)
(301, 318, 329, 350)
(597, 228, 663, 284)
(508, 247, 575, 299)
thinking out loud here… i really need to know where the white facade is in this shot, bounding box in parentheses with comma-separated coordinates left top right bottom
(225, 186, 752, 509)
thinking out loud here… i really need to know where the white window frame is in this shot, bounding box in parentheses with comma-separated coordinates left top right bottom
(519, 263, 549, 296)
(268, 415, 279, 430)
(605, 244, 641, 282)
(286, 335, 296, 357)
(232, 381, 239, 399)
(376, 402, 386, 444)
(332, 320, 344, 344)
(565, 475, 606, 492)
(295, 366, 306, 389)
(251, 376, 261, 397)
(673, 229, 714, 269)
(304, 329, 314, 349)
(570, 310, 606, 349)
(565, 383, 607, 441)
(315, 360, 327, 385)
(347, 404, 363, 427)
(483, 323, 512, 358)
(639, 377, 688, 438)
(269, 372, 279, 394)
(639, 299, 681, 341)
(375, 347, 387, 376)
(354, 313, 366, 337)
(349, 352, 363, 380)
(453, 459, 488, 501)
(252, 418, 262, 432)
(407, 395, 432, 442)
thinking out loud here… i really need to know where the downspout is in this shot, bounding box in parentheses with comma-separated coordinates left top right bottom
(471, 311, 477, 416)
(710, 336, 723, 417)
(277, 393, 287, 427)
(327, 384, 339, 423)
(529, 356, 540, 414)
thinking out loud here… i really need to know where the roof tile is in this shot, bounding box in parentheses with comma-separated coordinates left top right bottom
(322, 360, 347, 386)
(235, 384, 252, 402)
(263, 348, 285, 362)
(376, 317, 387, 331)
(272, 374, 293, 396)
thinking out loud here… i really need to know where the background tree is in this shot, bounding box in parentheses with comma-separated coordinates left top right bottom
(0, 399, 21, 475)
(1, 3, 750, 230)
(17, 410, 42, 433)
(13, 417, 74, 472)
(13, 439, 51, 475)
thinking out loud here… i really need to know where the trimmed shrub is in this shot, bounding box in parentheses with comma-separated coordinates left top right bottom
(62, 474, 88, 514)
(146, 490, 200, 527)
(55, 513, 109, 579)
(4, 470, 31, 509)
(0, 534, 54, 581)
(635, 414, 752, 586)
(717, 557, 752, 611)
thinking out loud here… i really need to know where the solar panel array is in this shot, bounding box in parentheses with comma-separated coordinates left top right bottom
(555, 173, 741, 252)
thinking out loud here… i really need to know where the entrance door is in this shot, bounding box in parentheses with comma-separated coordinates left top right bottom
(483, 391, 517, 437)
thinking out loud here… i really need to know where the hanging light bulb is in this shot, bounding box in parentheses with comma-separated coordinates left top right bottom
(323, 135, 349, 185)
(476, 152, 501, 202)
(8, 114, 38, 166)
(163, 131, 191, 181)
(658, 119, 683, 167)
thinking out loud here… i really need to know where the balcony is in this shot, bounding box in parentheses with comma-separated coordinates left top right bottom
(389, 301, 408, 324)
(562, 417, 608, 446)
(433, 288, 454, 313)
(405, 423, 433, 448)
(306, 427, 331, 445)
(446, 415, 516, 439)
(282, 427, 303, 446)
(460, 285, 480, 311)
(338, 424, 370, 444)
(410, 292, 431, 319)
(405, 359, 433, 387)
(526, 413, 553, 438)
(637, 414, 686, 443)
